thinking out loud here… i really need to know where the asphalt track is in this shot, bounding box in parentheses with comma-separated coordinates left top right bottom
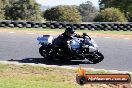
(0, 32, 132, 72)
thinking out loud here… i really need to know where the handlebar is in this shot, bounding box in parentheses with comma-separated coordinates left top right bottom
(83, 35, 91, 40)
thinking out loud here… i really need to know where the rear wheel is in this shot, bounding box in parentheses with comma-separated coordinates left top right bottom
(89, 52, 104, 64)
(39, 46, 48, 58)
(39, 45, 53, 57)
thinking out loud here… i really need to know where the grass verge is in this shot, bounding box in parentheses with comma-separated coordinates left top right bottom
(0, 63, 131, 88)
(0, 28, 132, 35)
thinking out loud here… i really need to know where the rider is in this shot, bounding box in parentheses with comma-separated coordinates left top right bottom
(52, 26, 84, 54)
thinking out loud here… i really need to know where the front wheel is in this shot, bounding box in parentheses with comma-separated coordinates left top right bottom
(89, 52, 104, 64)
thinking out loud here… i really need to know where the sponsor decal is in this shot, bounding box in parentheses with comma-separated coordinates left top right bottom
(76, 65, 131, 85)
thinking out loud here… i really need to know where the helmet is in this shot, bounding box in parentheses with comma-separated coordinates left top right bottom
(65, 27, 75, 34)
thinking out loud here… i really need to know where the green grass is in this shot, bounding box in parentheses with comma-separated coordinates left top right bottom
(0, 64, 78, 88)
(0, 63, 128, 88)
(77, 30, 132, 35)
(0, 28, 132, 35)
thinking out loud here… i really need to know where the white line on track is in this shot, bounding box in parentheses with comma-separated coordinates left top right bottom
(123, 38, 130, 40)
(104, 37, 111, 39)
(91, 36, 96, 38)
(27, 33, 35, 35)
(9, 32, 15, 33)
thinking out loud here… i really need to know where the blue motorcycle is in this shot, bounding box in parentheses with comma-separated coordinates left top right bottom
(37, 33, 104, 64)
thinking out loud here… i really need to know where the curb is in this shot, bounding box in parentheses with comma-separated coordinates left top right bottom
(0, 61, 131, 74)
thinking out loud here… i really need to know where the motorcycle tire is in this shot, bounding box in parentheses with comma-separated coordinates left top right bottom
(39, 46, 49, 58)
(89, 52, 104, 64)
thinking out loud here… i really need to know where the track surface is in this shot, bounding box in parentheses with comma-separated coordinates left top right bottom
(0, 32, 132, 71)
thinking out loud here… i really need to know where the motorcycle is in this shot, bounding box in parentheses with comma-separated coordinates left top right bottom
(37, 33, 104, 64)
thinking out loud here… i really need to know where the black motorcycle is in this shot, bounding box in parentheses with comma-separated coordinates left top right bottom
(37, 33, 104, 64)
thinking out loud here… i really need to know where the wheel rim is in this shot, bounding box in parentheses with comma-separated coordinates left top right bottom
(89, 52, 104, 63)
(40, 50, 47, 58)
(94, 53, 102, 59)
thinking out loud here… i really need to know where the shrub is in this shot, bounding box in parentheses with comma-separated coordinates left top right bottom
(94, 7, 127, 22)
(44, 5, 81, 23)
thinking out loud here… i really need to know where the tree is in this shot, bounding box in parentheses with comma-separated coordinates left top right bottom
(78, 1, 98, 22)
(44, 5, 81, 23)
(0, 0, 20, 20)
(5, 0, 42, 21)
(94, 7, 127, 22)
(0, 0, 9, 20)
(99, 0, 132, 21)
